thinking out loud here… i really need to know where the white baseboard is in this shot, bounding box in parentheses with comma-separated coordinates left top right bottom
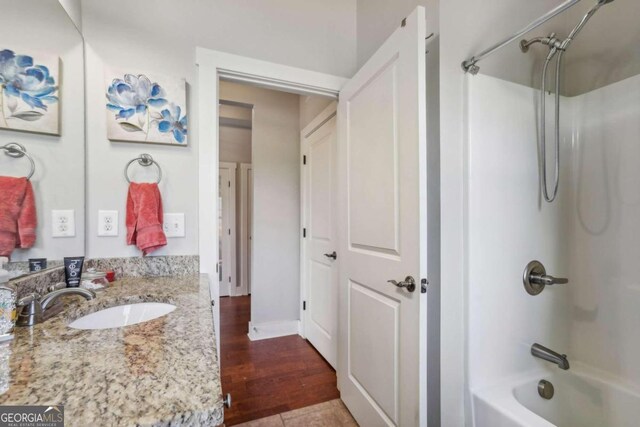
(247, 320, 301, 341)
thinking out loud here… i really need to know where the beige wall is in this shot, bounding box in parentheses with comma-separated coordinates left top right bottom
(220, 81, 301, 326)
(299, 95, 333, 130)
(219, 105, 252, 164)
(219, 127, 251, 164)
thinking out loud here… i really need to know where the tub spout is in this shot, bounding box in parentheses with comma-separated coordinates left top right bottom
(531, 343, 570, 370)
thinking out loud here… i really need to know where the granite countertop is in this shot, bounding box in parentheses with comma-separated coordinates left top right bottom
(0, 275, 224, 426)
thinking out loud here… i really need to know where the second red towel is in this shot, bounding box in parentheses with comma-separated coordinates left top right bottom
(126, 182, 167, 256)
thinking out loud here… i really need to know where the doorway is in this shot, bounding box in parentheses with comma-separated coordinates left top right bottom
(217, 80, 340, 425)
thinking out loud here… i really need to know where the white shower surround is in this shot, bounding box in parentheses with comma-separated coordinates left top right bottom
(467, 73, 640, 426)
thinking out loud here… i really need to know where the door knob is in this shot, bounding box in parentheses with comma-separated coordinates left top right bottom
(324, 251, 337, 260)
(388, 276, 416, 293)
(523, 260, 568, 295)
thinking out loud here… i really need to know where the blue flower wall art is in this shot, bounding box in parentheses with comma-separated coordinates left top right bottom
(0, 49, 60, 135)
(105, 69, 188, 145)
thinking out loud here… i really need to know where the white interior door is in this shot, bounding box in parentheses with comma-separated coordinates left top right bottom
(219, 162, 237, 297)
(302, 106, 338, 368)
(238, 163, 253, 296)
(337, 7, 427, 427)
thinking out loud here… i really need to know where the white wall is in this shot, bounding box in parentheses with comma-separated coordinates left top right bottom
(466, 68, 640, 423)
(81, 0, 357, 259)
(81, 0, 356, 78)
(563, 1, 640, 96)
(467, 75, 573, 391)
(83, 42, 198, 258)
(58, 0, 82, 31)
(356, 0, 439, 68)
(219, 81, 301, 326)
(567, 73, 640, 386)
(0, 0, 85, 263)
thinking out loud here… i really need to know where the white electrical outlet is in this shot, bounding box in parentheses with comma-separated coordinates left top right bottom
(163, 213, 185, 238)
(51, 210, 75, 238)
(98, 210, 119, 237)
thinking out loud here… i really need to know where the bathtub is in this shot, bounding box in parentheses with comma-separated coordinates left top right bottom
(472, 363, 640, 427)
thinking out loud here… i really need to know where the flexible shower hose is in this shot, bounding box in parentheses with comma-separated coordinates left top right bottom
(539, 47, 564, 203)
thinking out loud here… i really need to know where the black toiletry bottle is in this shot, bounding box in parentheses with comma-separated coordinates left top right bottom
(64, 257, 84, 287)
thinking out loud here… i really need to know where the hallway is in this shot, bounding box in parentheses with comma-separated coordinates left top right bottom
(220, 296, 340, 425)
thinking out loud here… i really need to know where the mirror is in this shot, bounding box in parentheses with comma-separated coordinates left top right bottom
(0, 0, 85, 278)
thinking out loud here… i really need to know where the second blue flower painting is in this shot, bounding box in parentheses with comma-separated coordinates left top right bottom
(105, 69, 187, 145)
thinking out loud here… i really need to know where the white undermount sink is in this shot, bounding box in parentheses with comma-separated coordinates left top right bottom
(68, 302, 176, 330)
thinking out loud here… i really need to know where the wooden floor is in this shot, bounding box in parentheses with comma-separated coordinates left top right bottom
(220, 296, 340, 426)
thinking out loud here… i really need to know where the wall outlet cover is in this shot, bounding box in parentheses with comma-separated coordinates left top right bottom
(51, 210, 75, 238)
(98, 210, 119, 237)
(163, 213, 185, 238)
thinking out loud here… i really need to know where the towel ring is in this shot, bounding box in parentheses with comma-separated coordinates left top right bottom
(125, 153, 162, 183)
(1, 142, 35, 180)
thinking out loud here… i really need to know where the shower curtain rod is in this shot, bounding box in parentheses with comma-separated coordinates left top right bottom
(461, 0, 584, 74)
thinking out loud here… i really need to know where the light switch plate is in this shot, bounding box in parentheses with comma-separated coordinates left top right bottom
(98, 210, 118, 237)
(163, 213, 185, 238)
(51, 210, 75, 238)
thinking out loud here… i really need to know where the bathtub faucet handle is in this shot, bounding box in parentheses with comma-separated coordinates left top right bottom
(531, 273, 568, 286)
(523, 260, 568, 296)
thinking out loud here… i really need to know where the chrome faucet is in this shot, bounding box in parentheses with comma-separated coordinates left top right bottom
(531, 343, 570, 370)
(17, 286, 96, 326)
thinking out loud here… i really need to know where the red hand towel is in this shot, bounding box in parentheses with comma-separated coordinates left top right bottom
(0, 176, 37, 257)
(126, 182, 167, 256)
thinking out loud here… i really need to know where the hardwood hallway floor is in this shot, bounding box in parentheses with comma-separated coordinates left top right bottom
(220, 296, 340, 426)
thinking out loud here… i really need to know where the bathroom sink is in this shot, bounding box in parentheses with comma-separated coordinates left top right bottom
(68, 302, 176, 330)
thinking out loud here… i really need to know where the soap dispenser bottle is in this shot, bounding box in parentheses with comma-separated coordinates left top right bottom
(0, 258, 17, 340)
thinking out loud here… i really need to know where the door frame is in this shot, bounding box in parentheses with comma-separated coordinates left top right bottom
(238, 162, 252, 296)
(299, 101, 338, 342)
(196, 48, 347, 355)
(219, 162, 237, 297)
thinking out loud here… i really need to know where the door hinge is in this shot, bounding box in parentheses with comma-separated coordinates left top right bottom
(228, 180, 231, 187)
(229, 276, 231, 283)
(421, 278, 429, 294)
(228, 228, 231, 235)
(303, 301, 307, 311)
(401, 17, 407, 27)
(303, 228, 306, 238)
(303, 155, 306, 165)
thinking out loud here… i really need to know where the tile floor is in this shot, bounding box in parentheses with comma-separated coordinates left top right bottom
(234, 399, 358, 426)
